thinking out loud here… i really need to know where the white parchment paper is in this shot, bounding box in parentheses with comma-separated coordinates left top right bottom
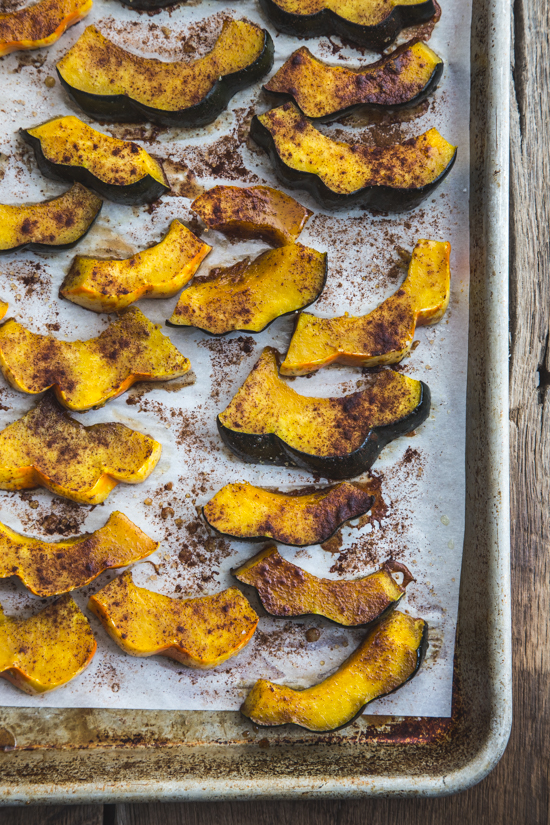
(0, 0, 471, 716)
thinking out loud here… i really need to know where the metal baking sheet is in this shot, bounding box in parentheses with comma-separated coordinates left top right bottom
(0, 0, 511, 801)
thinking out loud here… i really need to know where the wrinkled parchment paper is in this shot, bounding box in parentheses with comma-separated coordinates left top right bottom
(0, 0, 471, 716)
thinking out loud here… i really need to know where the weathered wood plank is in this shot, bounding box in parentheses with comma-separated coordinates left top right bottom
(0, 806, 103, 825)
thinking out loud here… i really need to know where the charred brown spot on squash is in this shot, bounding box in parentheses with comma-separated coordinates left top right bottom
(0, 595, 96, 694)
(89, 571, 258, 669)
(191, 185, 312, 246)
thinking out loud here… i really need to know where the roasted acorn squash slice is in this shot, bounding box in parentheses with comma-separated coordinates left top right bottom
(0, 307, 191, 410)
(0, 595, 96, 694)
(56, 22, 274, 128)
(257, 0, 437, 49)
(204, 481, 373, 546)
(217, 347, 430, 478)
(0, 0, 91, 57)
(281, 238, 450, 375)
(22, 116, 168, 206)
(0, 512, 158, 597)
(191, 185, 312, 246)
(60, 220, 211, 313)
(168, 243, 327, 335)
(234, 547, 412, 625)
(0, 393, 161, 504)
(264, 40, 443, 122)
(250, 103, 456, 211)
(89, 571, 258, 668)
(241, 609, 427, 730)
(0, 183, 102, 254)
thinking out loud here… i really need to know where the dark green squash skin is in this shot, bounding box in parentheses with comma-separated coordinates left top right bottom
(263, 46, 444, 124)
(56, 31, 274, 128)
(21, 129, 169, 206)
(217, 381, 431, 480)
(203, 487, 374, 547)
(166, 251, 327, 336)
(250, 115, 456, 212)
(0, 201, 102, 255)
(257, 0, 436, 49)
(240, 621, 428, 732)
(117, 0, 182, 9)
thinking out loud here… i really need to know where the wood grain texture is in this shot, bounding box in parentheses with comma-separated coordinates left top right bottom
(1, 0, 545, 820)
(0, 807, 103, 824)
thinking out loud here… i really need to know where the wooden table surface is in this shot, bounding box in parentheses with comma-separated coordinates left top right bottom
(2, 0, 544, 821)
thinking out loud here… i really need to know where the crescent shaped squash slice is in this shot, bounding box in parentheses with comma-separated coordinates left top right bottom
(203, 481, 374, 546)
(191, 185, 312, 246)
(257, 0, 437, 49)
(0, 306, 191, 410)
(281, 238, 451, 375)
(22, 116, 168, 206)
(250, 103, 456, 211)
(89, 571, 258, 669)
(56, 22, 274, 127)
(60, 220, 211, 313)
(241, 609, 427, 730)
(217, 347, 430, 479)
(0, 512, 158, 597)
(0, 595, 96, 694)
(0, 393, 161, 504)
(0, 0, 91, 57)
(167, 244, 327, 335)
(234, 547, 413, 625)
(0, 183, 102, 254)
(263, 41, 443, 122)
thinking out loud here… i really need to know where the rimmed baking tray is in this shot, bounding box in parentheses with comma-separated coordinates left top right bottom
(0, 0, 511, 801)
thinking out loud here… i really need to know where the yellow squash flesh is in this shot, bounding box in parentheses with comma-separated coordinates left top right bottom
(0, 511, 158, 597)
(264, 41, 442, 119)
(0, 595, 96, 694)
(0, 0, 92, 57)
(0, 306, 191, 410)
(281, 238, 451, 375)
(241, 610, 426, 730)
(61, 220, 211, 313)
(168, 244, 327, 334)
(234, 546, 410, 625)
(57, 21, 268, 113)
(25, 116, 167, 189)
(0, 183, 102, 252)
(219, 347, 422, 458)
(89, 571, 259, 668)
(257, 104, 456, 195)
(267, 0, 428, 25)
(0, 393, 161, 504)
(191, 185, 312, 246)
(204, 481, 373, 546)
